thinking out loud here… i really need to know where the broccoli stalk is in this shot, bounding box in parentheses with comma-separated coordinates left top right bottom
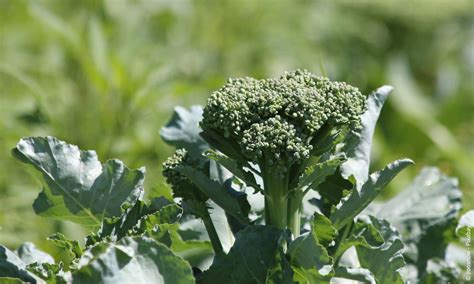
(200, 70, 366, 237)
(162, 149, 224, 253)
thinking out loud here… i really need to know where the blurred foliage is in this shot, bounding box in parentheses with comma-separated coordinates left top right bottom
(0, 0, 473, 259)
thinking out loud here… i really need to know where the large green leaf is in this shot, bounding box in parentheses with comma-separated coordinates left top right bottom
(202, 226, 293, 284)
(15, 243, 54, 266)
(356, 216, 405, 284)
(13, 137, 145, 226)
(456, 210, 474, 238)
(73, 236, 194, 284)
(176, 164, 250, 224)
(341, 86, 393, 188)
(200, 129, 248, 164)
(86, 198, 182, 245)
(333, 266, 375, 284)
(47, 233, 82, 258)
(299, 154, 345, 191)
(160, 106, 208, 155)
(144, 223, 214, 268)
(0, 246, 39, 283)
(374, 167, 462, 231)
(332, 217, 384, 261)
(372, 167, 462, 279)
(330, 159, 413, 230)
(422, 258, 461, 283)
(205, 150, 261, 192)
(288, 213, 336, 284)
(313, 170, 353, 217)
(0, 244, 69, 284)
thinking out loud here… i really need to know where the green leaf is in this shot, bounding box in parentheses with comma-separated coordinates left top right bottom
(374, 167, 462, 231)
(341, 86, 393, 189)
(310, 213, 338, 246)
(202, 226, 293, 284)
(0, 246, 38, 283)
(314, 171, 353, 217)
(160, 106, 209, 155)
(332, 217, 384, 261)
(133, 204, 183, 234)
(15, 243, 54, 266)
(422, 258, 461, 283)
(154, 224, 214, 268)
(456, 210, 474, 237)
(356, 216, 405, 284)
(333, 266, 376, 284)
(372, 167, 462, 278)
(48, 233, 82, 258)
(299, 154, 345, 191)
(0, 277, 24, 284)
(200, 129, 248, 164)
(330, 159, 413, 230)
(205, 150, 261, 192)
(73, 236, 194, 284)
(27, 262, 71, 284)
(87, 198, 182, 245)
(288, 227, 331, 270)
(12, 137, 145, 226)
(176, 165, 250, 224)
(288, 213, 336, 283)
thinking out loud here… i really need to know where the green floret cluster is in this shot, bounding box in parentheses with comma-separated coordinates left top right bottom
(162, 149, 208, 202)
(201, 69, 366, 176)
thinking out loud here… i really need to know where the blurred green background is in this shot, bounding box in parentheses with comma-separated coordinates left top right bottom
(1, 0, 473, 258)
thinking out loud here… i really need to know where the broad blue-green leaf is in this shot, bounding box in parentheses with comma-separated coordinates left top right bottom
(202, 226, 293, 284)
(289, 221, 332, 270)
(73, 236, 194, 284)
(15, 243, 54, 266)
(313, 171, 354, 217)
(456, 210, 474, 237)
(207, 160, 238, 252)
(140, 221, 214, 269)
(200, 129, 248, 164)
(372, 167, 462, 279)
(330, 159, 413, 230)
(205, 150, 261, 192)
(0, 246, 39, 283)
(332, 216, 384, 261)
(48, 233, 82, 258)
(422, 258, 461, 283)
(341, 86, 393, 189)
(160, 105, 208, 155)
(133, 204, 183, 234)
(13, 137, 145, 226)
(356, 216, 405, 284)
(289, 213, 336, 284)
(333, 266, 376, 284)
(27, 262, 71, 284)
(374, 167, 462, 232)
(0, 277, 24, 283)
(176, 165, 250, 224)
(299, 154, 345, 190)
(87, 198, 181, 245)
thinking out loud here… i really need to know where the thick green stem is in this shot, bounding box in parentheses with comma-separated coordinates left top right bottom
(262, 166, 288, 231)
(200, 205, 224, 254)
(287, 190, 304, 238)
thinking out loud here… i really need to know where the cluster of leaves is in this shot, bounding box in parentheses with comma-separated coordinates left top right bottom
(1, 78, 472, 283)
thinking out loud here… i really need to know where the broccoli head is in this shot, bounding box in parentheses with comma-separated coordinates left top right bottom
(201, 69, 366, 178)
(162, 149, 208, 202)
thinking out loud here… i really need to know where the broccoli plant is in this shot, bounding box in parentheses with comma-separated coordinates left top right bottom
(0, 70, 471, 283)
(200, 70, 367, 237)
